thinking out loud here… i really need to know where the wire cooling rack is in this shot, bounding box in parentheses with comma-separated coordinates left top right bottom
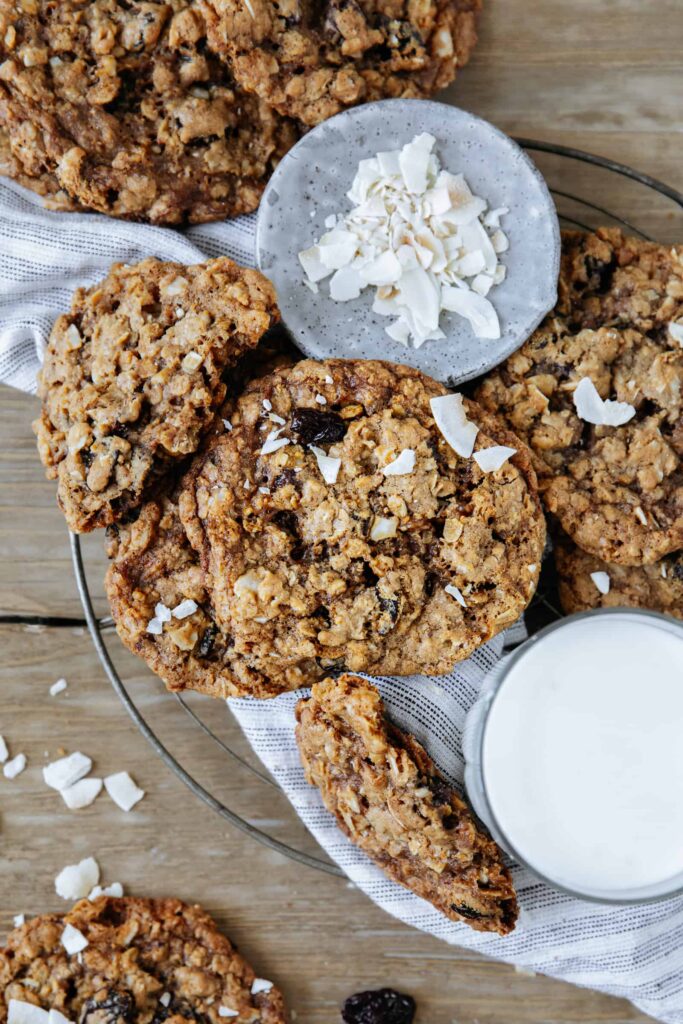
(71, 140, 683, 877)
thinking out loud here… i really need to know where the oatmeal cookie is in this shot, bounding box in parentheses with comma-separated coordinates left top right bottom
(0, 0, 298, 223)
(35, 256, 279, 533)
(558, 228, 683, 341)
(296, 675, 518, 934)
(476, 321, 683, 565)
(179, 358, 545, 692)
(554, 531, 683, 619)
(199, 0, 480, 126)
(0, 896, 287, 1023)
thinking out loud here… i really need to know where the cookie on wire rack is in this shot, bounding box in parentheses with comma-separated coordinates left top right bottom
(34, 256, 279, 533)
(199, 0, 481, 126)
(0, 896, 288, 1023)
(0, 0, 298, 223)
(296, 674, 518, 934)
(178, 357, 546, 692)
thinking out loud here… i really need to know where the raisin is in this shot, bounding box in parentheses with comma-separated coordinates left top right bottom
(197, 623, 218, 658)
(429, 777, 453, 806)
(290, 407, 347, 445)
(451, 903, 484, 920)
(273, 509, 300, 537)
(584, 254, 616, 294)
(273, 468, 296, 489)
(424, 571, 438, 597)
(671, 560, 683, 581)
(377, 594, 399, 636)
(341, 988, 416, 1024)
(81, 990, 134, 1024)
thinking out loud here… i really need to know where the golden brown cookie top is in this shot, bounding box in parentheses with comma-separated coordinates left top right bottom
(476, 318, 683, 565)
(199, 0, 480, 126)
(0, 0, 298, 223)
(296, 674, 518, 934)
(179, 358, 545, 691)
(35, 256, 279, 532)
(0, 896, 287, 1024)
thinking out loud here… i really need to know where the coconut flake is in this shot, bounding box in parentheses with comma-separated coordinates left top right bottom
(155, 602, 172, 623)
(634, 505, 648, 526)
(315, 393, 327, 405)
(590, 571, 611, 596)
(222, 419, 233, 431)
(251, 979, 273, 996)
(430, 394, 478, 458)
(381, 449, 416, 476)
(159, 995, 172, 1009)
(298, 133, 508, 346)
(370, 516, 398, 541)
(13, 913, 25, 927)
(43, 752, 92, 791)
(0, 735, 7, 762)
(573, 377, 635, 427)
(104, 771, 145, 812)
(89, 882, 124, 899)
(260, 428, 290, 456)
(55, 857, 100, 900)
(61, 923, 88, 955)
(50, 677, 68, 697)
(668, 322, 683, 346)
(218, 1010, 239, 1019)
(172, 599, 197, 619)
(8, 1003, 49, 1024)
(146, 617, 163, 635)
(445, 583, 467, 607)
(309, 445, 341, 485)
(473, 445, 517, 473)
(61, 777, 103, 810)
(4, 753, 26, 779)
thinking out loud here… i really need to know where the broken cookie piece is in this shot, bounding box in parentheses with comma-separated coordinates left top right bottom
(296, 674, 518, 934)
(34, 256, 279, 532)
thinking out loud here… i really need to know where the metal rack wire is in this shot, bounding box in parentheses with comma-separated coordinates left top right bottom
(71, 141, 683, 876)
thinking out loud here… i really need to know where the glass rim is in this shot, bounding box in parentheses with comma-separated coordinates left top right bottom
(476, 608, 683, 906)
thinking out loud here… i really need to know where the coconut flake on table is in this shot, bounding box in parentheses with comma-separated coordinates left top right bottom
(50, 677, 68, 697)
(4, 753, 27, 779)
(298, 133, 509, 347)
(429, 394, 478, 458)
(13, 913, 25, 927)
(473, 445, 517, 473)
(381, 449, 416, 476)
(573, 377, 636, 427)
(55, 856, 100, 900)
(61, 923, 88, 955)
(43, 751, 92, 791)
(61, 777, 102, 810)
(104, 771, 145, 812)
(309, 445, 341, 485)
(0, 734, 8, 762)
(590, 571, 611, 596)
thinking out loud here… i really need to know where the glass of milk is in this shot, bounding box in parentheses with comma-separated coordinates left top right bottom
(463, 609, 683, 903)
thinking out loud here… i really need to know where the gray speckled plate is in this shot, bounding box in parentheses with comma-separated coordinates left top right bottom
(256, 99, 561, 384)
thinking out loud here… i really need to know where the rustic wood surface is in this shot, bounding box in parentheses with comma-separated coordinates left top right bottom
(1, 2, 681, 1020)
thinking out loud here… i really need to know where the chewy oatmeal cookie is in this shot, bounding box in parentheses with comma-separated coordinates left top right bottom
(476, 320, 683, 565)
(0, 896, 287, 1023)
(179, 358, 545, 692)
(35, 256, 279, 533)
(0, 0, 298, 223)
(558, 228, 683, 341)
(554, 531, 683, 619)
(296, 675, 518, 934)
(199, 0, 480, 127)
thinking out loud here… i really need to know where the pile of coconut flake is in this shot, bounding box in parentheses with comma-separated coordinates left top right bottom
(298, 132, 509, 347)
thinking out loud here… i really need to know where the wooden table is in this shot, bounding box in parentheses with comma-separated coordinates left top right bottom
(1, 2, 681, 1020)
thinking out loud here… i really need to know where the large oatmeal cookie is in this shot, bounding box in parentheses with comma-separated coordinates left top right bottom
(554, 531, 683, 620)
(35, 256, 279, 533)
(0, 0, 298, 223)
(558, 228, 683, 340)
(179, 358, 545, 692)
(0, 896, 288, 1023)
(199, 0, 480, 126)
(296, 675, 518, 934)
(476, 320, 683, 565)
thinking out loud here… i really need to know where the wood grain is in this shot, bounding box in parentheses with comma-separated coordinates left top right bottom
(2, 2, 681, 1019)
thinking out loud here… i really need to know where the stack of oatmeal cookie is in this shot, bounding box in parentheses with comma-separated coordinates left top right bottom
(476, 227, 683, 619)
(0, 0, 481, 224)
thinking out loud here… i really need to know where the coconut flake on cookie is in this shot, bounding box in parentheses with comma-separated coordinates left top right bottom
(573, 377, 635, 427)
(430, 394, 478, 458)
